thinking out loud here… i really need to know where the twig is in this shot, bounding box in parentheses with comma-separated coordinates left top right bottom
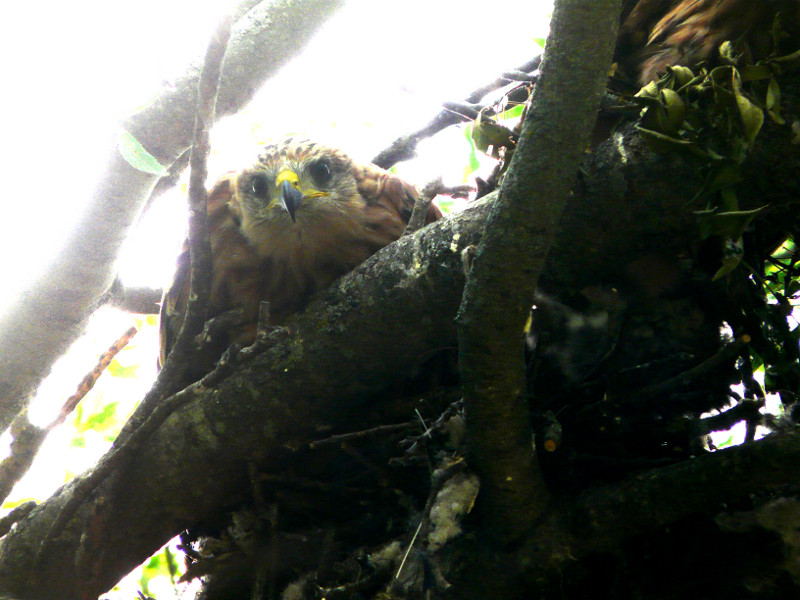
(0, 326, 137, 505)
(105, 279, 162, 314)
(393, 460, 466, 583)
(404, 178, 474, 236)
(117, 13, 236, 439)
(371, 56, 541, 169)
(36, 15, 233, 562)
(457, 0, 622, 545)
(57, 327, 139, 426)
(698, 399, 764, 438)
(161, 12, 232, 378)
(309, 422, 415, 449)
(395, 520, 423, 582)
(403, 195, 435, 236)
(638, 336, 749, 399)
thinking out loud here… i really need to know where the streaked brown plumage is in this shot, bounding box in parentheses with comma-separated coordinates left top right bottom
(617, 0, 800, 86)
(159, 137, 441, 366)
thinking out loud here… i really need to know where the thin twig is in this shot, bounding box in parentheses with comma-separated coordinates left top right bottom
(36, 15, 233, 561)
(309, 422, 415, 449)
(638, 336, 749, 398)
(0, 326, 137, 505)
(404, 178, 475, 236)
(393, 460, 466, 582)
(117, 13, 236, 440)
(403, 195, 435, 236)
(371, 56, 541, 169)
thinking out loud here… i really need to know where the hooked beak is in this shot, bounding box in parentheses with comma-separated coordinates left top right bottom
(279, 179, 304, 223)
(275, 168, 328, 223)
(276, 169, 304, 223)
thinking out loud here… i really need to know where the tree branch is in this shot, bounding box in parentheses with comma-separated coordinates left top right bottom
(0, 327, 136, 505)
(1, 75, 797, 599)
(34, 15, 233, 559)
(371, 56, 541, 169)
(105, 279, 162, 314)
(523, 430, 800, 568)
(0, 0, 345, 436)
(456, 0, 623, 546)
(0, 203, 485, 600)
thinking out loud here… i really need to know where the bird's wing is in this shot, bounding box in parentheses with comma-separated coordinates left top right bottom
(352, 162, 442, 236)
(617, 0, 800, 86)
(158, 174, 261, 367)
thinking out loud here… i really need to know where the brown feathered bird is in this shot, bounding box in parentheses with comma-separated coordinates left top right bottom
(159, 137, 441, 366)
(617, 0, 800, 86)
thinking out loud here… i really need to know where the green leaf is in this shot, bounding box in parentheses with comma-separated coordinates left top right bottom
(634, 80, 662, 101)
(765, 77, 784, 124)
(462, 124, 481, 181)
(139, 547, 180, 596)
(696, 206, 765, 240)
(712, 237, 745, 280)
(497, 104, 525, 121)
(82, 401, 119, 432)
(437, 197, 455, 214)
(659, 88, 686, 132)
(666, 65, 696, 89)
(731, 75, 764, 148)
(706, 166, 743, 197)
(118, 129, 168, 176)
(134, 314, 158, 330)
(738, 64, 773, 82)
(108, 359, 140, 379)
(786, 278, 800, 298)
(471, 111, 515, 158)
(715, 434, 735, 449)
(637, 127, 700, 154)
(773, 47, 800, 65)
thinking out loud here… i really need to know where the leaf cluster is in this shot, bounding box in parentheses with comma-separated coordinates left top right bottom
(633, 40, 800, 277)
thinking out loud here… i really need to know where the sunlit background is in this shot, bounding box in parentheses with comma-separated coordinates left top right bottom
(0, 0, 552, 596)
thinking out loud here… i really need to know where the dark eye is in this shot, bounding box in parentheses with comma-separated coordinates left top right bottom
(249, 173, 270, 199)
(308, 159, 332, 186)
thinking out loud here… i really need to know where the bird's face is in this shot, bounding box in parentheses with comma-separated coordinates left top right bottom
(231, 138, 364, 257)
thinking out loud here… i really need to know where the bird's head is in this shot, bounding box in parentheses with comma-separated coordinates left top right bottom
(230, 138, 364, 254)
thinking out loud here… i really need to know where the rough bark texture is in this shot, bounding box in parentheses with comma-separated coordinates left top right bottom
(0, 206, 483, 600)
(0, 0, 345, 436)
(457, 0, 622, 545)
(1, 96, 798, 596)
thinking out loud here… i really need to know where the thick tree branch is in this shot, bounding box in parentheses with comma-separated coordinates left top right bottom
(516, 430, 800, 572)
(1, 78, 797, 599)
(0, 205, 484, 600)
(0, 0, 345, 436)
(457, 0, 622, 545)
(105, 280, 163, 314)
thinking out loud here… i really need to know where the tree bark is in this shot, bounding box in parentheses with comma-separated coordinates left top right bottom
(457, 0, 622, 545)
(0, 205, 483, 600)
(1, 84, 798, 599)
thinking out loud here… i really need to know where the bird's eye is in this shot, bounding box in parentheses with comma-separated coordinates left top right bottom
(249, 173, 270, 199)
(308, 159, 332, 187)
